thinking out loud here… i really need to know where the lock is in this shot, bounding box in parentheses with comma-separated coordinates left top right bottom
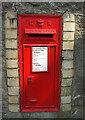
(28, 77, 32, 84)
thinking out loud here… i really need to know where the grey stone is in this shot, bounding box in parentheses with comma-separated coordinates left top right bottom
(62, 51, 73, 60)
(63, 22, 75, 32)
(61, 87, 71, 96)
(63, 32, 74, 40)
(63, 14, 75, 22)
(63, 42, 74, 50)
(7, 78, 19, 87)
(61, 103, 71, 111)
(9, 104, 19, 112)
(62, 60, 73, 69)
(71, 107, 83, 118)
(6, 12, 17, 19)
(61, 96, 71, 104)
(7, 69, 18, 77)
(61, 78, 72, 86)
(8, 87, 19, 95)
(62, 69, 73, 78)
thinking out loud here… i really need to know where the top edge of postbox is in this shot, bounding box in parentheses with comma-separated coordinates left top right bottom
(18, 14, 62, 18)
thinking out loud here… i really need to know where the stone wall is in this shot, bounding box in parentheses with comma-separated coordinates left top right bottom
(0, 1, 2, 120)
(2, 2, 83, 118)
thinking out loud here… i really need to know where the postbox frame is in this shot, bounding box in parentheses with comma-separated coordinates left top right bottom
(18, 14, 62, 112)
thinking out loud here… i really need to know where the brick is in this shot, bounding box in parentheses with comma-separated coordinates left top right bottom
(61, 78, 72, 86)
(63, 22, 75, 31)
(63, 14, 75, 22)
(63, 32, 74, 40)
(9, 104, 19, 112)
(62, 51, 73, 59)
(5, 40, 17, 48)
(8, 96, 19, 103)
(6, 12, 17, 19)
(62, 60, 73, 69)
(61, 87, 71, 96)
(5, 29, 17, 39)
(6, 50, 18, 58)
(61, 103, 71, 111)
(63, 42, 74, 50)
(7, 69, 18, 77)
(7, 78, 19, 87)
(61, 96, 71, 104)
(6, 59, 18, 68)
(8, 87, 19, 95)
(5, 19, 17, 28)
(62, 69, 73, 78)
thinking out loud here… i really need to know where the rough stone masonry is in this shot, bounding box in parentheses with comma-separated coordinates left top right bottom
(2, 2, 83, 118)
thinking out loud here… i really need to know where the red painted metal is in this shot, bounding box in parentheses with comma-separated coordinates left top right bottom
(25, 29, 56, 34)
(18, 14, 62, 112)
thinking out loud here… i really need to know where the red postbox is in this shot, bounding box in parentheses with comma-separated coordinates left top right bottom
(18, 14, 62, 112)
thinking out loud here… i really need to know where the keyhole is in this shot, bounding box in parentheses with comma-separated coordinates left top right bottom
(29, 77, 32, 82)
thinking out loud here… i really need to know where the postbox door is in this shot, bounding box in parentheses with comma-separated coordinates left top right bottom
(18, 14, 62, 112)
(23, 45, 56, 109)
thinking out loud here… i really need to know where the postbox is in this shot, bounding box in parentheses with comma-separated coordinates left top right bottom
(18, 14, 62, 112)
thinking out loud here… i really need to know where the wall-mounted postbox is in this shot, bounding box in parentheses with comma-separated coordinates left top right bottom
(18, 14, 62, 112)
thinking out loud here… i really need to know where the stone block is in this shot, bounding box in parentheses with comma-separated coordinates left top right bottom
(5, 29, 17, 39)
(62, 51, 73, 60)
(63, 14, 75, 22)
(6, 59, 18, 68)
(63, 42, 74, 50)
(62, 60, 73, 69)
(7, 69, 18, 77)
(5, 40, 17, 48)
(6, 50, 18, 59)
(7, 78, 19, 87)
(61, 87, 71, 96)
(8, 96, 19, 103)
(63, 22, 75, 31)
(61, 78, 72, 86)
(6, 12, 17, 19)
(5, 19, 17, 28)
(61, 96, 71, 104)
(8, 87, 19, 95)
(62, 69, 73, 78)
(9, 104, 19, 112)
(63, 32, 74, 40)
(61, 103, 71, 111)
